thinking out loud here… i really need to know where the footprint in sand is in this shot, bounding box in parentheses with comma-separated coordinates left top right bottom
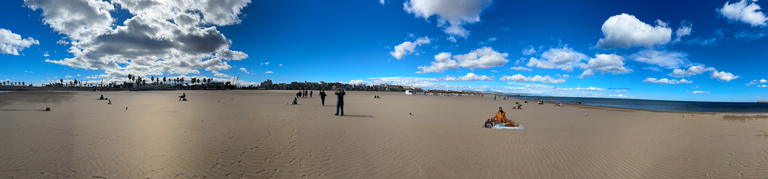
(238, 174, 245, 179)
(251, 146, 259, 151)
(210, 158, 222, 171)
(300, 159, 306, 167)
(274, 153, 283, 157)
(191, 175, 199, 179)
(254, 170, 268, 175)
(288, 158, 297, 165)
(172, 173, 185, 179)
(301, 174, 308, 179)
(327, 154, 333, 162)
(264, 157, 269, 164)
(309, 152, 315, 158)
(239, 151, 247, 158)
(271, 169, 280, 178)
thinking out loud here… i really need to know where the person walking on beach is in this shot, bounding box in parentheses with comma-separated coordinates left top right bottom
(335, 89, 345, 116)
(310, 90, 313, 98)
(320, 90, 327, 106)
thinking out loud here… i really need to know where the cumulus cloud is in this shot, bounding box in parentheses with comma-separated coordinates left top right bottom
(416, 52, 460, 73)
(643, 77, 693, 84)
(668, 65, 716, 77)
(759, 84, 768, 87)
(674, 20, 693, 43)
(579, 69, 595, 79)
(745, 79, 767, 86)
(416, 47, 508, 73)
(27, 0, 251, 81)
(390, 37, 431, 59)
(0, 29, 39, 55)
(687, 91, 710, 94)
(526, 47, 588, 71)
(710, 71, 740, 82)
(212, 70, 230, 77)
(522, 45, 536, 55)
(454, 47, 509, 69)
(478, 37, 497, 45)
(348, 76, 442, 88)
(403, 0, 493, 38)
(239, 67, 249, 74)
(265, 71, 273, 74)
(630, 49, 689, 69)
(500, 74, 566, 84)
(447, 36, 457, 43)
(379, 0, 386, 5)
(510, 66, 532, 71)
(578, 54, 632, 78)
(443, 73, 493, 81)
(596, 13, 672, 49)
(717, 0, 768, 27)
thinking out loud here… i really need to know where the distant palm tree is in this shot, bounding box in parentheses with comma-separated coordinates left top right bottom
(151, 76, 155, 83)
(163, 77, 167, 83)
(128, 74, 132, 82)
(60, 79, 64, 85)
(180, 77, 184, 84)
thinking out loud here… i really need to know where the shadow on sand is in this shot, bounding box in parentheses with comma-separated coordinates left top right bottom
(340, 114, 373, 118)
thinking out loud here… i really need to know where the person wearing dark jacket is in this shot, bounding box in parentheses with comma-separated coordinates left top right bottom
(319, 90, 327, 106)
(334, 89, 345, 116)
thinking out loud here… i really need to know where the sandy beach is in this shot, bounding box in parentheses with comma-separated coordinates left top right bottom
(1, 90, 767, 178)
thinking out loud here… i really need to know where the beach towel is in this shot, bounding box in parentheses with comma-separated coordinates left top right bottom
(492, 124, 524, 129)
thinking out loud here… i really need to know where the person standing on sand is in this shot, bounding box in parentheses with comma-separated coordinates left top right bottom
(320, 90, 327, 106)
(310, 90, 313, 98)
(334, 89, 345, 116)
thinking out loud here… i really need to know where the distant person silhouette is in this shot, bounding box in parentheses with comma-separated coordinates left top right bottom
(310, 90, 313, 98)
(320, 90, 327, 106)
(335, 89, 345, 116)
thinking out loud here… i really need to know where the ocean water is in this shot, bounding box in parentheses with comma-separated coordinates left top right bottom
(514, 96, 768, 113)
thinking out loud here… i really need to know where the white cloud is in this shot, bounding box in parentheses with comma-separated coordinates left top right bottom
(447, 36, 457, 43)
(631, 49, 689, 69)
(762, 79, 767, 83)
(43, 52, 50, 57)
(28, 0, 251, 82)
(76, 74, 80, 76)
(443, 73, 493, 81)
(668, 65, 716, 77)
(522, 45, 536, 55)
(554, 87, 606, 91)
(279, 64, 283, 66)
(579, 69, 594, 78)
(596, 13, 672, 49)
(759, 84, 767, 87)
(65, 75, 72, 78)
(687, 91, 710, 94)
(478, 37, 497, 45)
(561, 74, 570, 79)
(239, 67, 249, 74)
(379, 0, 386, 5)
(265, 71, 273, 74)
(403, 0, 493, 38)
(500, 74, 566, 84)
(416, 52, 460, 73)
(643, 77, 693, 84)
(674, 20, 693, 43)
(454, 47, 509, 69)
(510, 66, 532, 71)
(56, 39, 69, 45)
(710, 71, 740, 82)
(0, 28, 39, 55)
(350, 76, 442, 88)
(490, 70, 498, 72)
(212, 70, 230, 77)
(390, 37, 431, 59)
(578, 54, 632, 76)
(488, 37, 497, 42)
(717, 0, 768, 27)
(261, 62, 270, 65)
(526, 47, 588, 71)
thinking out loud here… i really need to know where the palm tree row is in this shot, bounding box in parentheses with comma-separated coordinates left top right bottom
(126, 74, 214, 87)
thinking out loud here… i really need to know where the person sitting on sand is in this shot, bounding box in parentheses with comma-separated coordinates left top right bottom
(100, 94, 104, 100)
(493, 107, 519, 127)
(178, 93, 186, 101)
(290, 98, 298, 105)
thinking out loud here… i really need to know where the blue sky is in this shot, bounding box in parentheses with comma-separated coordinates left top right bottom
(1, 0, 767, 102)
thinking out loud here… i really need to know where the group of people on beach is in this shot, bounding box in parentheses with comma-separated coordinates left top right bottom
(297, 90, 313, 98)
(288, 89, 346, 116)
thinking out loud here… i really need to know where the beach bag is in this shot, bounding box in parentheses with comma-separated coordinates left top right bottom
(484, 119, 493, 128)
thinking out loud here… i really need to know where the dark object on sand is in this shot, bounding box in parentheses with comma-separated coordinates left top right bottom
(179, 93, 186, 101)
(182, 99, 187, 101)
(126, 107, 128, 110)
(99, 94, 104, 100)
(410, 113, 412, 115)
(45, 107, 50, 111)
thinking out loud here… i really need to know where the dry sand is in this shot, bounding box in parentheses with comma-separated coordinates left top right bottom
(1, 90, 767, 178)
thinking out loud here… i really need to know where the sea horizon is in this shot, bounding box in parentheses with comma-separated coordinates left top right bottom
(513, 95, 768, 113)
